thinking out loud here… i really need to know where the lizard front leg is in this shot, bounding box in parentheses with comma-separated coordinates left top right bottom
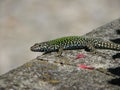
(55, 47, 64, 57)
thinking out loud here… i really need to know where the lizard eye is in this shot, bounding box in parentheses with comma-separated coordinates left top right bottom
(39, 45, 42, 47)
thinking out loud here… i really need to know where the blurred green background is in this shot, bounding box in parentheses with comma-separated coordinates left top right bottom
(0, 0, 120, 75)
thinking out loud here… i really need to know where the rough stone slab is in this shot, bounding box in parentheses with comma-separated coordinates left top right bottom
(0, 18, 120, 90)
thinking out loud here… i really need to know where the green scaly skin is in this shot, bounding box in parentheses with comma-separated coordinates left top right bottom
(31, 36, 120, 54)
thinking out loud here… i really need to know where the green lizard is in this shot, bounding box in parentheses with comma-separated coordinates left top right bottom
(30, 36, 120, 77)
(30, 36, 120, 55)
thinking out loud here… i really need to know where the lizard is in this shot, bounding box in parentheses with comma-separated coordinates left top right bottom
(30, 36, 120, 78)
(30, 36, 120, 56)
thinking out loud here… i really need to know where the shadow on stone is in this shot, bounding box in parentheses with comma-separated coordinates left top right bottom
(108, 67, 120, 76)
(116, 29, 120, 35)
(110, 38, 120, 44)
(107, 67, 120, 86)
(112, 53, 120, 59)
(110, 38, 120, 59)
(108, 78, 120, 86)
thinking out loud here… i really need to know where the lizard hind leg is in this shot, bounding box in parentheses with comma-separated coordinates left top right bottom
(85, 44, 97, 54)
(86, 44, 110, 58)
(55, 47, 64, 57)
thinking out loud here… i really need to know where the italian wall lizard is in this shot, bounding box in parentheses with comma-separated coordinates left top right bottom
(30, 36, 120, 55)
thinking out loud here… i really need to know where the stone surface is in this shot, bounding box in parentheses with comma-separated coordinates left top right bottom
(0, 18, 120, 90)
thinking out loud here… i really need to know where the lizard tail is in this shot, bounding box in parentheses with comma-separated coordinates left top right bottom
(104, 41, 120, 51)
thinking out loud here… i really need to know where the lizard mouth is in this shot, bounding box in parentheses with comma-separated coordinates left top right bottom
(30, 46, 35, 51)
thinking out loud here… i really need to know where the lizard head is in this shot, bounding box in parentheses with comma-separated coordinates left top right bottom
(30, 42, 49, 52)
